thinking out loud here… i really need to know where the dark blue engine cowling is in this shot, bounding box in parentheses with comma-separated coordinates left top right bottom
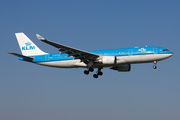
(110, 64, 131, 72)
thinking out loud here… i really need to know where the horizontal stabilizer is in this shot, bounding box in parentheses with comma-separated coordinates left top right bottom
(8, 52, 34, 61)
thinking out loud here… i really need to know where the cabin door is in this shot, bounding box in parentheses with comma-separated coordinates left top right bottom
(153, 48, 157, 54)
(128, 49, 133, 56)
(45, 55, 49, 61)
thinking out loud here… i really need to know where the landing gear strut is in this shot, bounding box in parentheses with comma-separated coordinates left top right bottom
(93, 68, 103, 78)
(84, 67, 94, 75)
(153, 61, 157, 69)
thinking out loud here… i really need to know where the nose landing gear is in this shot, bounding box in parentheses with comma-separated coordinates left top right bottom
(153, 61, 157, 69)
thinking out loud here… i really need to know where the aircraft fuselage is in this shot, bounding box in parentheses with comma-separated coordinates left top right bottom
(19, 46, 173, 68)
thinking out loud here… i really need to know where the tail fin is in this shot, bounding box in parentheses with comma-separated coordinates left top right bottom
(15, 33, 47, 56)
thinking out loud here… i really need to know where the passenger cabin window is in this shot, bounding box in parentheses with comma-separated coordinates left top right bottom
(163, 49, 169, 51)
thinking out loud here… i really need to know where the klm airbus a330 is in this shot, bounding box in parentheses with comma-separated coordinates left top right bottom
(9, 33, 173, 78)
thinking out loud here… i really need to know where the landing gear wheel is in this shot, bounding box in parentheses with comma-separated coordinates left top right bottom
(98, 71, 103, 76)
(93, 74, 98, 78)
(153, 61, 157, 69)
(89, 67, 94, 72)
(153, 65, 157, 69)
(84, 70, 89, 75)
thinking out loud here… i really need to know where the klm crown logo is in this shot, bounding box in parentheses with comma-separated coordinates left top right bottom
(22, 42, 35, 51)
(138, 48, 146, 52)
(25, 42, 32, 46)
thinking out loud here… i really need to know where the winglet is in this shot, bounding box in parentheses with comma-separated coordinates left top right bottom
(36, 34, 45, 40)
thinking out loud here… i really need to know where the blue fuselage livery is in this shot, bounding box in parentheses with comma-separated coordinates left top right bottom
(20, 46, 172, 63)
(9, 33, 173, 78)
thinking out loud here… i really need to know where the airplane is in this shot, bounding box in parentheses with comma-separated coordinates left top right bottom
(8, 33, 173, 78)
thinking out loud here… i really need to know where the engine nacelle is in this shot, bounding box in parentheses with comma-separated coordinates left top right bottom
(111, 64, 131, 72)
(98, 56, 116, 65)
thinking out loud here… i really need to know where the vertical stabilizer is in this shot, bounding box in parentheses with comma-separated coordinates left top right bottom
(15, 33, 47, 56)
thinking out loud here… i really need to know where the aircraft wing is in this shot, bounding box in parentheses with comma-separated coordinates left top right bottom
(36, 34, 100, 64)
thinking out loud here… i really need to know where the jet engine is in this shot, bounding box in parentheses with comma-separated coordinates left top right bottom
(98, 56, 116, 65)
(110, 64, 131, 72)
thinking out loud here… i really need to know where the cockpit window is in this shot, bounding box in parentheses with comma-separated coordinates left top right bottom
(163, 49, 169, 51)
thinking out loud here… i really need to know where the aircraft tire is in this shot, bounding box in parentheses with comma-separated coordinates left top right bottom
(98, 71, 103, 76)
(93, 74, 98, 78)
(84, 70, 89, 75)
(153, 65, 157, 69)
(89, 67, 94, 72)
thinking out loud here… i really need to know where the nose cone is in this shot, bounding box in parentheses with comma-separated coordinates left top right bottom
(169, 50, 173, 55)
(160, 48, 173, 60)
(169, 53, 173, 57)
(166, 51, 173, 58)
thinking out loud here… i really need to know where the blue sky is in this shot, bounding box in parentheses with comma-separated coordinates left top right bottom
(0, 0, 180, 120)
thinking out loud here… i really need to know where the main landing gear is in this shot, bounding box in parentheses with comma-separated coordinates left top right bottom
(84, 68, 103, 78)
(84, 67, 94, 75)
(153, 61, 157, 69)
(93, 68, 103, 78)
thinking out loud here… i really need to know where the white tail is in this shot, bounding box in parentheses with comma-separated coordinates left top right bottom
(15, 33, 47, 56)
